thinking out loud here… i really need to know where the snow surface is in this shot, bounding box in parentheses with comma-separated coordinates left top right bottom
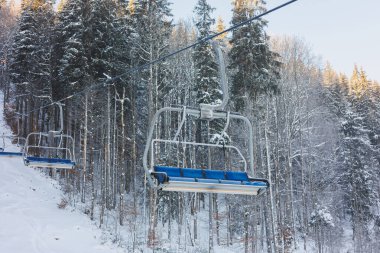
(0, 92, 123, 253)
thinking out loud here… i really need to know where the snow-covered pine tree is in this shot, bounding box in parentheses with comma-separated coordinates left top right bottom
(0, 0, 17, 103)
(168, 20, 196, 107)
(8, 0, 55, 134)
(333, 66, 379, 250)
(338, 72, 350, 95)
(88, 0, 119, 82)
(323, 62, 338, 87)
(128, 0, 172, 174)
(53, 0, 93, 206)
(350, 65, 368, 98)
(193, 0, 221, 106)
(126, 0, 173, 246)
(126, 1, 172, 180)
(215, 16, 226, 41)
(228, 8, 281, 248)
(338, 110, 377, 252)
(0, 1, 17, 58)
(193, 2, 227, 250)
(133, 0, 172, 116)
(228, 0, 280, 111)
(322, 64, 350, 119)
(55, 0, 89, 98)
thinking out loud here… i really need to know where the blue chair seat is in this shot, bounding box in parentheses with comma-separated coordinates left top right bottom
(0, 151, 23, 157)
(152, 166, 269, 195)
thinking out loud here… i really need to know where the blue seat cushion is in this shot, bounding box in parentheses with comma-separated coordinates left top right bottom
(154, 166, 182, 177)
(182, 168, 204, 178)
(153, 166, 260, 186)
(205, 170, 226, 180)
(225, 171, 249, 181)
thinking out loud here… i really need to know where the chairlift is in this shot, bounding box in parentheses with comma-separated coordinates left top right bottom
(24, 102, 76, 169)
(0, 118, 26, 158)
(0, 136, 25, 157)
(143, 41, 269, 195)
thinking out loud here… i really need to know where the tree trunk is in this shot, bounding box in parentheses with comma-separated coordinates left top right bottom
(265, 97, 278, 253)
(81, 94, 88, 203)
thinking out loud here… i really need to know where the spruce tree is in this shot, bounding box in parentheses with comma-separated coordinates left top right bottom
(228, 0, 280, 110)
(338, 110, 377, 250)
(193, 0, 221, 105)
(129, 0, 172, 159)
(350, 65, 361, 97)
(215, 16, 226, 41)
(133, 0, 172, 112)
(130, 0, 173, 245)
(88, 0, 119, 82)
(332, 65, 378, 250)
(9, 0, 55, 133)
(0, 0, 17, 101)
(55, 0, 89, 98)
(323, 62, 338, 86)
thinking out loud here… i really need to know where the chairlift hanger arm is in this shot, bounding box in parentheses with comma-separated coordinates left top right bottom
(172, 106, 187, 141)
(198, 41, 229, 112)
(49, 102, 64, 135)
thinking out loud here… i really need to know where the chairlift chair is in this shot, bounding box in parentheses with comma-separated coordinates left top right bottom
(0, 118, 26, 158)
(24, 132, 76, 169)
(143, 41, 269, 195)
(23, 103, 76, 169)
(0, 136, 25, 157)
(144, 107, 269, 195)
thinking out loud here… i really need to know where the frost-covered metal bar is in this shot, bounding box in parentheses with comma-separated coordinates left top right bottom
(49, 102, 64, 135)
(151, 139, 248, 172)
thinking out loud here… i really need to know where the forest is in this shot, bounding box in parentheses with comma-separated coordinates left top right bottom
(1, 0, 380, 252)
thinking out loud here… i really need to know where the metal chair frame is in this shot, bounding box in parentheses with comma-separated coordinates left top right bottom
(23, 102, 76, 169)
(143, 41, 269, 195)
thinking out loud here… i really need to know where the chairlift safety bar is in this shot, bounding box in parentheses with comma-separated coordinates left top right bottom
(151, 139, 247, 172)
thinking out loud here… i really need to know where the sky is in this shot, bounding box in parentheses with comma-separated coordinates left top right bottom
(171, 0, 380, 81)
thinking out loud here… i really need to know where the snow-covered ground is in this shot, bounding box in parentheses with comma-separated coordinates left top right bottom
(0, 92, 123, 253)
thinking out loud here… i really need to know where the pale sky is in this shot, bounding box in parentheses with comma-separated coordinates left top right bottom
(171, 0, 380, 81)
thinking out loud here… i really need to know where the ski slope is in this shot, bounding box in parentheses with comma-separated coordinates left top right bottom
(0, 93, 123, 253)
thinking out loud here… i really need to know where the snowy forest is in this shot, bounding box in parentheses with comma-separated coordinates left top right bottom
(1, 0, 380, 252)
